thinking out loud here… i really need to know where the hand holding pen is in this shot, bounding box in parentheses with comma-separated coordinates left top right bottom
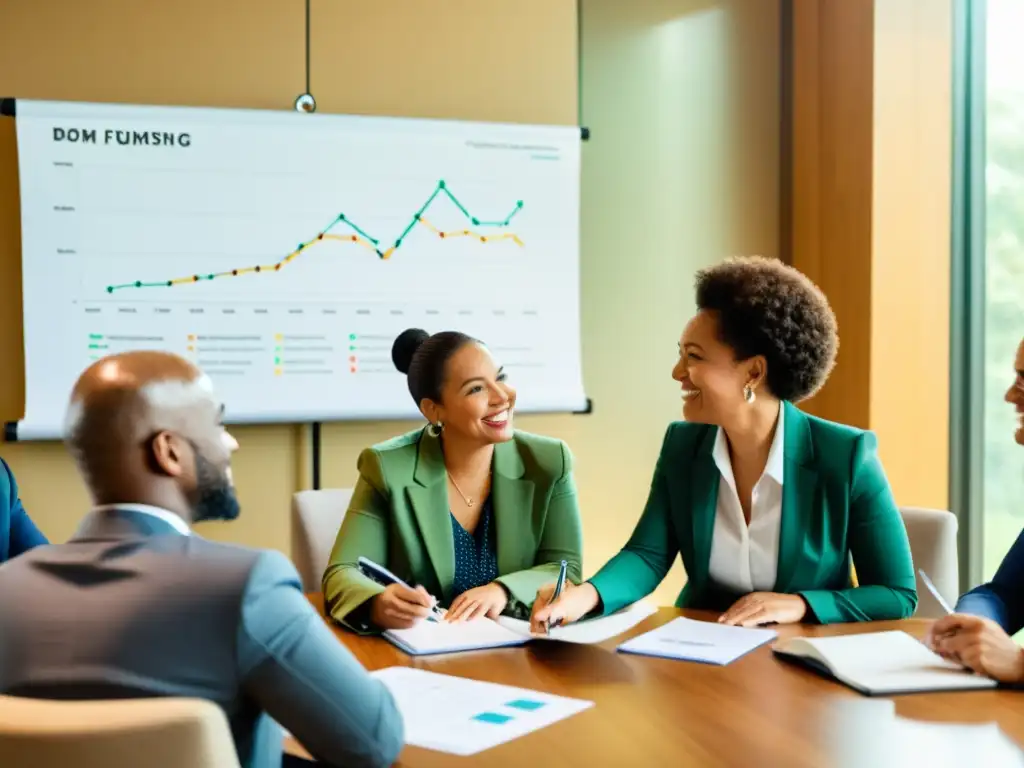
(359, 556, 445, 630)
(528, 561, 601, 634)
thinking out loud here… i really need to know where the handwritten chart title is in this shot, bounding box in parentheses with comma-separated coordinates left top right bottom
(52, 127, 191, 147)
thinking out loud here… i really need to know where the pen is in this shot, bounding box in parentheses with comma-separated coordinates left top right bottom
(358, 556, 445, 622)
(547, 559, 568, 629)
(918, 568, 954, 615)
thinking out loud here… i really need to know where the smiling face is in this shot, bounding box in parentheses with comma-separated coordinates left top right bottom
(670, 309, 767, 425)
(1008, 338, 1024, 446)
(421, 342, 516, 445)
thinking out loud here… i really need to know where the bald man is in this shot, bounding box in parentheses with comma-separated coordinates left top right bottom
(0, 352, 403, 768)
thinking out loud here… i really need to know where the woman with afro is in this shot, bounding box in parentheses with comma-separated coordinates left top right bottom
(532, 256, 917, 630)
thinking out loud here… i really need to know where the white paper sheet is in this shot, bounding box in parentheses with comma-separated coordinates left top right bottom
(498, 600, 657, 644)
(371, 667, 593, 755)
(384, 618, 528, 656)
(617, 617, 777, 665)
(384, 600, 657, 655)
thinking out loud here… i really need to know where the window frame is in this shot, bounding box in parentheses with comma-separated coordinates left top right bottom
(949, 0, 987, 592)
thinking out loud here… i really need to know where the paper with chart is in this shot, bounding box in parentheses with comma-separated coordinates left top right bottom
(371, 667, 593, 755)
(617, 617, 777, 665)
(11, 98, 584, 439)
(384, 601, 657, 655)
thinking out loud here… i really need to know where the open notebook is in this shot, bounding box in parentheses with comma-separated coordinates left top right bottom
(772, 630, 998, 695)
(382, 601, 657, 656)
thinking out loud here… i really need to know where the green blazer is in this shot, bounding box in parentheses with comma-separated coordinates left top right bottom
(588, 402, 918, 624)
(323, 428, 584, 632)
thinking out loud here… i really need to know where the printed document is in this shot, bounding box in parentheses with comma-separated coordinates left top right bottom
(617, 617, 777, 665)
(372, 667, 593, 755)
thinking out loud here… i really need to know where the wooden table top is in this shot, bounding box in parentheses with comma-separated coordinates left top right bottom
(287, 595, 1024, 767)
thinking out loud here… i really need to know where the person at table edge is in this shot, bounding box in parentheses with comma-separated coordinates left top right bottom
(532, 256, 918, 631)
(0, 456, 48, 564)
(926, 335, 1024, 684)
(323, 327, 584, 633)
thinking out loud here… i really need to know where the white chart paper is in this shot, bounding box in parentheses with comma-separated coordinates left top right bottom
(12, 99, 585, 439)
(372, 667, 593, 756)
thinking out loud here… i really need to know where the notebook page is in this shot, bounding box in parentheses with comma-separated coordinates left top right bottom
(497, 601, 657, 644)
(801, 631, 963, 676)
(386, 617, 528, 654)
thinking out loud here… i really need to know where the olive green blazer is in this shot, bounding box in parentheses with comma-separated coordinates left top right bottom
(588, 402, 918, 624)
(323, 428, 583, 632)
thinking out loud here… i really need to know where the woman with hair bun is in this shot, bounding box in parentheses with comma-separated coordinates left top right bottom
(323, 329, 584, 633)
(532, 256, 918, 631)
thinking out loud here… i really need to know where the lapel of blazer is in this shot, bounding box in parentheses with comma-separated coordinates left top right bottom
(774, 401, 819, 592)
(685, 425, 719, 595)
(491, 437, 535, 577)
(406, 430, 456, 598)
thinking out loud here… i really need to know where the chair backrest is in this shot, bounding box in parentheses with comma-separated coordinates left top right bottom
(291, 488, 353, 591)
(0, 695, 240, 768)
(900, 506, 959, 619)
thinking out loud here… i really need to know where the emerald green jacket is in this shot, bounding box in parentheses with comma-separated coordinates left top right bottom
(589, 402, 918, 624)
(323, 428, 583, 632)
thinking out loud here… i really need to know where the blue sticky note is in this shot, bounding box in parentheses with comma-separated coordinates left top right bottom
(473, 712, 513, 725)
(506, 699, 546, 712)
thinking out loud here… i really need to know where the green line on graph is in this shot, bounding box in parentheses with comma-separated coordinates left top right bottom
(105, 181, 525, 293)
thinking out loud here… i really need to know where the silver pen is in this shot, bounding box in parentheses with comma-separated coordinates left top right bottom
(547, 560, 568, 629)
(918, 568, 954, 615)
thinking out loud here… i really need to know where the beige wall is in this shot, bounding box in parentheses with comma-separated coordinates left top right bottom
(788, 0, 952, 510)
(568, 0, 779, 604)
(869, 0, 952, 510)
(0, 0, 780, 607)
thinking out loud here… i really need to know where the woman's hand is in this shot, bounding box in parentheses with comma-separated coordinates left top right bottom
(369, 583, 437, 630)
(446, 583, 509, 623)
(926, 614, 1024, 683)
(529, 581, 600, 634)
(719, 592, 808, 626)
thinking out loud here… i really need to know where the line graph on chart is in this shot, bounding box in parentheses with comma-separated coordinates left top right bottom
(103, 180, 527, 294)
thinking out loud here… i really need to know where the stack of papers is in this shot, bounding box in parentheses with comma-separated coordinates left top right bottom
(616, 617, 777, 665)
(383, 601, 656, 656)
(372, 667, 593, 755)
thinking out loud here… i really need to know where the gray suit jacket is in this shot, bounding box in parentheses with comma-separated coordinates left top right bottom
(0, 507, 404, 768)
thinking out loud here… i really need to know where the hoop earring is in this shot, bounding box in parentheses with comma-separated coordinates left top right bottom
(426, 421, 444, 438)
(743, 385, 756, 404)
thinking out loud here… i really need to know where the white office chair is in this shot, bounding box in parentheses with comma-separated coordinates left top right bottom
(900, 506, 959, 619)
(291, 488, 353, 591)
(0, 695, 240, 768)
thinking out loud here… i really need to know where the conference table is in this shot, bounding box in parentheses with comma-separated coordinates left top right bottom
(286, 595, 1024, 767)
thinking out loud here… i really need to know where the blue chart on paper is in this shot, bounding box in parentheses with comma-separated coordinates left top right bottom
(472, 699, 548, 724)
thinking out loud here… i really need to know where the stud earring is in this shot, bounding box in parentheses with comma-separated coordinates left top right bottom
(744, 385, 756, 404)
(426, 421, 444, 437)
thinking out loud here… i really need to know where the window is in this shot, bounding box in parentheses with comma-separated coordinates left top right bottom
(981, 0, 1024, 579)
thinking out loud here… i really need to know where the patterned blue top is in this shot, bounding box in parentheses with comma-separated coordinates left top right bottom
(450, 498, 499, 597)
